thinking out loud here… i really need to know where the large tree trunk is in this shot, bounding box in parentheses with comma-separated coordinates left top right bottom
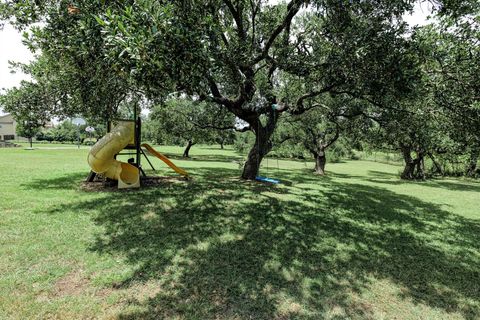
(183, 140, 195, 158)
(314, 150, 326, 175)
(466, 149, 479, 177)
(401, 146, 426, 180)
(401, 146, 415, 180)
(415, 151, 425, 180)
(29, 137, 33, 149)
(241, 120, 275, 180)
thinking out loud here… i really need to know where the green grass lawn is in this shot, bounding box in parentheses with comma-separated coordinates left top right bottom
(0, 145, 479, 319)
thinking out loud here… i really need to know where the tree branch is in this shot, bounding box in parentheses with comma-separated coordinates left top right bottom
(251, 0, 305, 65)
(330, 89, 416, 116)
(325, 122, 340, 149)
(277, 135, 293, 145)
(195, 122, 250, 132)
(223, 0, 247, 41)
(286, 83, 337, 115)
(250, 0, 260, 48)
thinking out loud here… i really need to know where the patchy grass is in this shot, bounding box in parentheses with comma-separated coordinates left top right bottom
(0, 145, 479, 319)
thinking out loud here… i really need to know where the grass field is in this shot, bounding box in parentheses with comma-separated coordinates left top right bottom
(0, 145, 479, 319)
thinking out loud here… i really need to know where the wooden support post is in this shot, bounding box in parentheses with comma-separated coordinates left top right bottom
(136, 116, 141, 170)
(141, 148, 156, 171)
(86, 170, 97, 182)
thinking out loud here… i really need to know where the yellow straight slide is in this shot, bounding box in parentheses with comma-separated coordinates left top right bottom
(141, 143, 189, 178)
(87, 122, 140, 189)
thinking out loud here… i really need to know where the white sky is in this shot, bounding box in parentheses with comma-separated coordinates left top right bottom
(0, 2, 432, 115)
(403, 1, 434, 27)
(0, 24, 33, 92)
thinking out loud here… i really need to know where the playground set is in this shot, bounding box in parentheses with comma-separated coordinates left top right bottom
(86, 114, 188, 189)
(86, 102, 287, 188)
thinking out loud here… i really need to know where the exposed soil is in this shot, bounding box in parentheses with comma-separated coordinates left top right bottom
(53, 270, 89, 297)
(80, 175, 190, 192)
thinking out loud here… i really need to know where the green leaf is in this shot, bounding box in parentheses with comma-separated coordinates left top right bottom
(94, 15, 106, 26)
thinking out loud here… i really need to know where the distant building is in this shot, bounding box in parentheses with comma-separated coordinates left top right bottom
(0, 114, 17, 140)
(0, 113, 54, 141)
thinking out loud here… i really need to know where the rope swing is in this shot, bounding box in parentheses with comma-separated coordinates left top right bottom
(255, 103, 282, 184)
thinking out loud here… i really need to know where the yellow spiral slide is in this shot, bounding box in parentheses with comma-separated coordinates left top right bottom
(87, 122, 140, 189)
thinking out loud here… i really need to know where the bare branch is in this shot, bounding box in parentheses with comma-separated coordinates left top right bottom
(250, 0, 260, 48)
(251, 0, 305, 65)
(223, 0, 247, 41)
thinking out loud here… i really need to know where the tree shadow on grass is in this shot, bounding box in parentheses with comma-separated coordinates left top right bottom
(367, 170, 399, 179)
(21, 172, 87, 190)
(427, 180, 480, 192)
(32, 167, 480, 319)
(365, 173, 480, 193)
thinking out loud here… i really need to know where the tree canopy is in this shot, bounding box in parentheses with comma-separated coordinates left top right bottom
(1, 0, 478, 179)
(148, 98, 236, 157)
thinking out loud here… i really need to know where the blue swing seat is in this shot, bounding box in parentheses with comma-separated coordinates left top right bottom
(255, 176, 280, 184)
